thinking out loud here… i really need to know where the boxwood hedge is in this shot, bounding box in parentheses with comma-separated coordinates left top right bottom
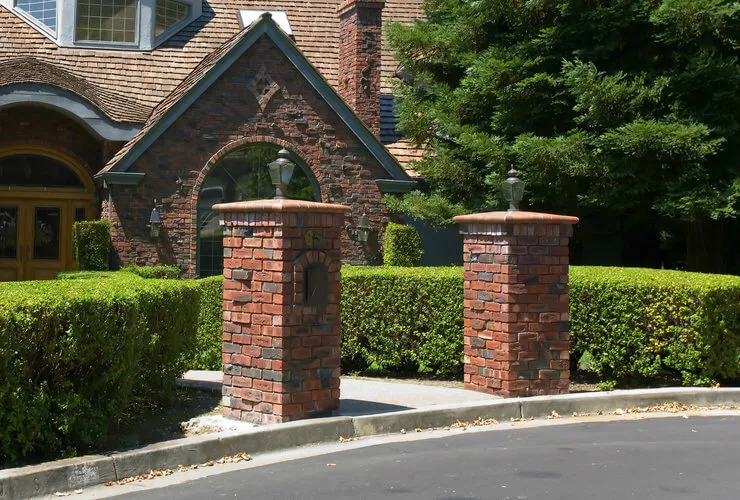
(72, 220, 110, 271)
(570, 267, 740, 386)
(382, 223, 423, 267)
(188, 266, 739, 386)
(0, 273, 201, 466)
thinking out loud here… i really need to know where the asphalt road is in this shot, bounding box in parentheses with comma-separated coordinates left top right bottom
(110, 416, 740, 500)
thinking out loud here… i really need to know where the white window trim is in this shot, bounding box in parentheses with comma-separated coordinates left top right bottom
(2, 0, 201, 50)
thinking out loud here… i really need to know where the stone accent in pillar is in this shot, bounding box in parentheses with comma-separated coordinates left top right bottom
(214, 199, 350, 424)
(453, 211, 579, 398)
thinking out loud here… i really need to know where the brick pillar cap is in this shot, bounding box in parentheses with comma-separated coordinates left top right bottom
(453, 211, 579, 225)
(212, 199, 350, 214)
(337, 0, 386, 15)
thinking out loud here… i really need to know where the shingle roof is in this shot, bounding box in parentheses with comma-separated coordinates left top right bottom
(0, 0, 423, 112)
(100, 14, 413, 187)
(0, 57, 152, 123)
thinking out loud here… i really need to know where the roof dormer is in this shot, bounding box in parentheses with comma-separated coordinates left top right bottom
(1, 0, 201, 49)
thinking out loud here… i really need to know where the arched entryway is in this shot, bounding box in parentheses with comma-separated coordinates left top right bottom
(0, 148, 95, 281)
(196, 144, 320, 277)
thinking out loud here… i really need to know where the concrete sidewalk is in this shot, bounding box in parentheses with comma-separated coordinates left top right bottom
(179, 370, 499, 416)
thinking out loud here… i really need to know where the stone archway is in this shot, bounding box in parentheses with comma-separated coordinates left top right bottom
(192, 140, 321, 277)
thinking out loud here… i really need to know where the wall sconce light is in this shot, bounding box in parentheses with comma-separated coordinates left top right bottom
(502, 168, 526, 212)
(268, 149, 296, 200)
(148, 201, 162, 239)
(355, 213, 371, 243)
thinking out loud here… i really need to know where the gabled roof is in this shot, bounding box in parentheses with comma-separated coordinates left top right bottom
(100, 14, 410, 182)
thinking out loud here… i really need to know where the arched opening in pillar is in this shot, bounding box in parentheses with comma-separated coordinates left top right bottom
(196, 143, 320, 277)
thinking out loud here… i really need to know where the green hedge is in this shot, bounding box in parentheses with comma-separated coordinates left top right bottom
(341, 266, 463, 376)
(72, 220, 110, 271)
(383, 222, 423, 267)
(189, 276, 225, 370)
(183, 266, 740, 385)
(122, 264, 183, 280)
(570, 267, 740, 386)
(0, 273, 201, 466)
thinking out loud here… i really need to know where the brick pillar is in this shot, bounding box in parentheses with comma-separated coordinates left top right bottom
(453, 211, 579, 398)
(337, 0, 385, 137)
(214, 199, 350, 424)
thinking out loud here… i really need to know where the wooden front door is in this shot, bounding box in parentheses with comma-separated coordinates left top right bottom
(0, 198, 93, 281)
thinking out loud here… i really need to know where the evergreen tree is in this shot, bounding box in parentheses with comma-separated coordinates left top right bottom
(388, 0, 740, 272)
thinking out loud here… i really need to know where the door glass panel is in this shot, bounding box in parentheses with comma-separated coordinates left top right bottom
(34, 207, 60, 260)
(75, 207, 86, 222)
(0, 155, 84, 188)
(0, 206, 18, 259)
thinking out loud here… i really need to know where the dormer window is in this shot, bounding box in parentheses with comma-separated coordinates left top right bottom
(3, 0, 201, 49)
(155, 0, 189, 37)
(75, 0, 137, 43)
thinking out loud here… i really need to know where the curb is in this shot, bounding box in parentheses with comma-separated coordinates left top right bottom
(2, 388, 738, 499)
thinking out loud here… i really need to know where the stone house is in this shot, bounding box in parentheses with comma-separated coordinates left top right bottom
(0, 0, 424, 279)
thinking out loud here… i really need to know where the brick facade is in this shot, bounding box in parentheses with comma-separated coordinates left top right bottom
(0, 106, 102, 185)
(215, 199, 348, 424)
(337, 0, 385, 137)
(454, 211, 579, 398)
(106, 37, 390, 276)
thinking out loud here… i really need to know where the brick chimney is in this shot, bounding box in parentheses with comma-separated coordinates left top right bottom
(337, 0, 385, 137)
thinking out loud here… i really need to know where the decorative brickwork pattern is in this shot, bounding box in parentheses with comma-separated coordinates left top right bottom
(106, 37, 390, 275)
(337, 0, 385, 137)
(454, 212, 579, 398)
(216, 199, 348, 424)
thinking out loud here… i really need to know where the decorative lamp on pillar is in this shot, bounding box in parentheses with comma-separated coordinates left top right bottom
(268, 149, 296, 200)
(356, 213, 371, 243)
(502, 168, 526, 212)
(148, 202, 162, 239)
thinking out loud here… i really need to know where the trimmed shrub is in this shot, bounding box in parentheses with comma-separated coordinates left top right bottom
(184, 266, 740, 387)
(383, 222, 423, 267)
(341, 266, 463, 376)
(122, 264, 183, 280)
(570, 267, 740, 386)
(0, 274, 200, 466)
(189, 276, 225, 370)
(72, 220, 110, 271)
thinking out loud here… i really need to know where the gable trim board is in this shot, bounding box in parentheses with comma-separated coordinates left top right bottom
(99, 13, 415, 193)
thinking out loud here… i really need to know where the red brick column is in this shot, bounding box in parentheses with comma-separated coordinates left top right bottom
(213, 200, 350, 424)
(453, 211, 579, 398)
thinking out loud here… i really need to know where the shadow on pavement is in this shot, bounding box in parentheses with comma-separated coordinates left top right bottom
(337, 399, 412, 416)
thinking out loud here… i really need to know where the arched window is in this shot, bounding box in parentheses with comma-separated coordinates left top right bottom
(197, 144, 319, 277)
(0, 154, 85, 188)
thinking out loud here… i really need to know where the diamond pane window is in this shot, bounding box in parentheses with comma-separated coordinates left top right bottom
(155, 0, 188, 36)
(75, 0, 137, 43)
(16, 0, 57, 31)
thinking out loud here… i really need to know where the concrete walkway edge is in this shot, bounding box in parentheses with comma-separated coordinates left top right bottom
(2, 388, 739, 499)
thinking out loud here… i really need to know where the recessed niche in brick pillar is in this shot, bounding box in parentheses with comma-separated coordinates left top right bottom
(453, 211, 579, 398)
(213, 199, 350, 424)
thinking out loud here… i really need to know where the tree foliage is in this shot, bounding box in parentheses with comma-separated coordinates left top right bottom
(388, 0, 740, 239)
